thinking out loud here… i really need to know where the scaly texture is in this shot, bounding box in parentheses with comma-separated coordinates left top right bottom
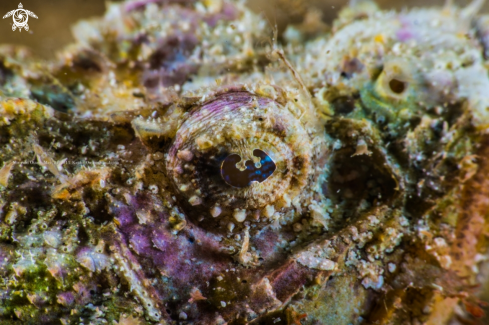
(1, 0, 489, 324)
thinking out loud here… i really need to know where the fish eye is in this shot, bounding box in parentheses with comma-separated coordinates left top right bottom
(164, 89, 313, 222)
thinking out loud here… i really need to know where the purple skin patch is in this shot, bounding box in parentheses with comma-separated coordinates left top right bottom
(396, 28, 415, 42)
(108, 192, 317, 323)
(169, 91, 273, 158)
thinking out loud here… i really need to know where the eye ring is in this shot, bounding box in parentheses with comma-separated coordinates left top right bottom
(165, 89, 313, 217)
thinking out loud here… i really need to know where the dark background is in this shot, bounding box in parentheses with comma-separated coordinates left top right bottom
(0, 0, 488, 59)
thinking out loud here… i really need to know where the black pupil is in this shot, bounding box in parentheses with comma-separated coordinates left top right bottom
(221, 149, 276, 188)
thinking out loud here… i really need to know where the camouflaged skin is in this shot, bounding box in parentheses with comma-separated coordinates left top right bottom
(1, 0, 489, 324)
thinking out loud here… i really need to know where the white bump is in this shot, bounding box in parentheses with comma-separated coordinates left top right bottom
(233, 209, 246, 222)
(388, 263, 396, 273)
(210, 206, 222, 218)
(263, 205, 275, 218)
(179, 312, 187, 320)
(177, 149, 194, 162)
(188, 196, 202, 206)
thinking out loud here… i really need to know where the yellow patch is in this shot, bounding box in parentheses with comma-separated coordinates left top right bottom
(374, 34, 385, 43)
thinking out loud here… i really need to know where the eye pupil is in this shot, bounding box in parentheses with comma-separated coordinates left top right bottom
(221, 149, 276, 188)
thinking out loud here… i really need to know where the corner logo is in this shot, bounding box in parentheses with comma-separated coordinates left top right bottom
(2, 3, 38, 32)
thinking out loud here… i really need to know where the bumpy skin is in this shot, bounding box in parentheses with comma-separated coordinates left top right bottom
(1, 0, 489, 324)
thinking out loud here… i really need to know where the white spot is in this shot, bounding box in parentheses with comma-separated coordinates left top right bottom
(177, 149, 194, 162)
(388, 263, 396, 273)
(136, 210, 151, 225)
(434, 237, 447, 247)
(210, 206, 222, 218)
(43, 231, 62, 248)
(362, 275, 384, 290)
(233, 209, 246, 222)
(262, 205, 275, 218)
(188, 196, 202, 206)
(296, 251, 336, 271)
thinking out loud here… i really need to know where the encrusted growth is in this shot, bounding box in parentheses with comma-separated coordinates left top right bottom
(1, 0, 489, 324)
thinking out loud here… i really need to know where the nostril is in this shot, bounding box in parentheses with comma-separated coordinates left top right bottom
(389, 78, 407, 94)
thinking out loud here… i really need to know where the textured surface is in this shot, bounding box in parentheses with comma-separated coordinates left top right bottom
(1, 0, 489, 324)
(1, 0, 489, 58)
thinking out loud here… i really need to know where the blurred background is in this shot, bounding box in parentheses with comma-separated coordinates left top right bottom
(0, 0, 488, 59)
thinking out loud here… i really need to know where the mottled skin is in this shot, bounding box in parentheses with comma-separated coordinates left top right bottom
(1, 0, 489, 324)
